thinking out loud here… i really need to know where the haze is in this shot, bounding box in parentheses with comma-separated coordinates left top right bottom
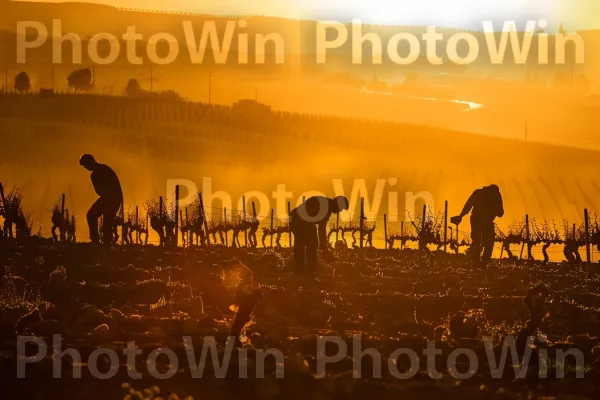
(15, 0, 597, 30)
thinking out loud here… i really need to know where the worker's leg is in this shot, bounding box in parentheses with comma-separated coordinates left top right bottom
(292, 227, 307, 272)
(101, 198, 122, 246)
(102, 212, 114, 246)
(306, 226, 319, 272)
(470, 220, 482, 267)
(87, 198, 105, 243)
(112, 224, 119, 245)
(481, 222, 496, 267)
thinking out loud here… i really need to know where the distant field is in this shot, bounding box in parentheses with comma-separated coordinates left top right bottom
(1, 93, 599, 246)
(2, 0, 599, 153)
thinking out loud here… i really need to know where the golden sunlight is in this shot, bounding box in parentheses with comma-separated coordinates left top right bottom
(19, 0, 565, 28)
(352, 0, 559, 26)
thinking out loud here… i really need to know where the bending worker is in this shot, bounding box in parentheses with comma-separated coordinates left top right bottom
(290, 196, 349, 273)
(79, 154, 123, 245)
(451, 184, 504, 268)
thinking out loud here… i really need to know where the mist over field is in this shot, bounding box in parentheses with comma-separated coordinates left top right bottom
(1, 93, 599, 247)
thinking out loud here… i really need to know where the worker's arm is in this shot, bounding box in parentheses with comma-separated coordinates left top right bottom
(319, 219, 336, 262)
(459, 192, 476, 217)
(318, 220, 329, 251)
(451, 191, 476, 225)
(495, 192, 505, 218)
(90, 171, 104, 197)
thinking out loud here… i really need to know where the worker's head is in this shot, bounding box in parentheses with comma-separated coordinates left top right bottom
(332, 196, 349, 214)
(79, 154, 97, 171)
(486, 184, 500, 193)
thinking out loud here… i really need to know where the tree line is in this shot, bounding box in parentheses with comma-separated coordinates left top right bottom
(8, 69, 94, 94)
(6, 68, 183, 101)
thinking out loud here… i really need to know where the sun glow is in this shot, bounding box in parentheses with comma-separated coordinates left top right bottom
(347, 0, 559, 26)
(19, 0, 570, 28)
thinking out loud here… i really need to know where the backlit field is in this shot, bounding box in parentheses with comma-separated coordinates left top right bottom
(1, 93, 600, 245)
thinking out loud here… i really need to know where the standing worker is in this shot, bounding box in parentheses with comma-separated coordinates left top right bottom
(79, 154, 123, 245)
(451, 184, 504, 268)
(290, 196, 349, 273)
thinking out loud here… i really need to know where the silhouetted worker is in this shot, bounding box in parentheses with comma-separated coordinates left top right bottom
(79, 154, 123, 245)
(290, 196, 349, 272)
(452, 184, 504, 268)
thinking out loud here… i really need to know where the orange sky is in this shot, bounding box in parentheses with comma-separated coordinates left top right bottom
(15, 0, 599, 30)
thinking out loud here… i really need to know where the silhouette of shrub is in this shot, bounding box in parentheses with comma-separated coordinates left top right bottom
(67, 68, 93, 93)
(13, 71, 31, 94)
(125, 78, 142, 97)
